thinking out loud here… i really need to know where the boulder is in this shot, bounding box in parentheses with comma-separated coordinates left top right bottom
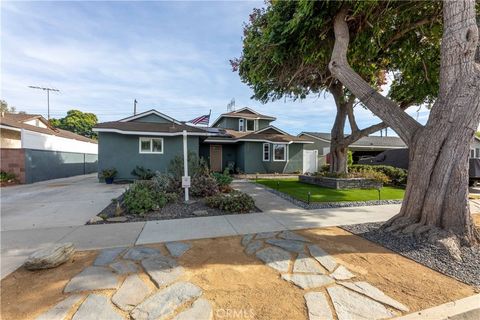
(24, 243, 75, 270)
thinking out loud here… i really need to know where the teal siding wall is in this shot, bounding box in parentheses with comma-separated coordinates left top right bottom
(258, 119, 272, 130)
(131, 114, 172, 124)
(98, 132, 199, 179)
(215, 117, 239, 130)
(221, 144, 237, 171)
(241, 142, 303, 174)
(300, 134, 329, 167)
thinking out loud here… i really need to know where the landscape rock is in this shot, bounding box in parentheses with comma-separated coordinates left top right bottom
(166, 242, 192, 257)
(281, 274, 334, 289)
(255, 232, 277, 239)
(173, 298, 213, 320)
(293, 254, 325, 274)
(131, 282, 202, 320)
(110, 260, 139, 275)
(245, 240, 263, 255)
(142, 255, 184, 288)
(107, 216, 128, 222)
(24, 243, 75, 270)
(112, 274, 153, 311)
(72, 294, 124, 320)
(255, 247, 291, 273)
(339, 281, 409, 312)
(35, 294, 84, 320)
(124, 246, 161, 261)
(64, 266, 120, 293)
(89, 216, 104, 224)
(327, 285, 394, 320)
(193, 210, 207, 216)
(308, 245, 337, 272)
(278, 231, 310, 242)
(94, 247, 126, 266)
(266, 239, 305, 253)
(304, 292, 333, 320)
(241, 234, 255, 246)
(331, 266, 355, 280)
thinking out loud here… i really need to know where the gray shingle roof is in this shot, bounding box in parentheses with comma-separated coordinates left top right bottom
(301, 132, 406, 148)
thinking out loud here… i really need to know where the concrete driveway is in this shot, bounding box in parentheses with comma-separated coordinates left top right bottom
(1, 174, 125, 231)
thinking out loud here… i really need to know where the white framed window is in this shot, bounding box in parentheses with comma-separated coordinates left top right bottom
(139, 137, 164, 154)
(238, 119, 245, 131)
(263, 143, 270, 161)
(471, 149, 477, 158)
(476, 148, 480, 158)
(246, 119, 255, 131)
(273, 144, 286, 161)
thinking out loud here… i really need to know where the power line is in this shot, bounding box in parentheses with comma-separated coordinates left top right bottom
(28, 86, 60, 120)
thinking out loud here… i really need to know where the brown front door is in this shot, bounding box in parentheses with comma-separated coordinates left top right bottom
(210, 145, 222, 172)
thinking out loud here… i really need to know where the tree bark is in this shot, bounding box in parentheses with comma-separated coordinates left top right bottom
(329, 0, 480, 248)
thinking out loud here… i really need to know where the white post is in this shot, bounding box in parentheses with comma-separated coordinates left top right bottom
(182, 130, 189, 202)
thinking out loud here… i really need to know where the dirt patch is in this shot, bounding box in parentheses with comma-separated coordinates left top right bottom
(473, 213, 480, 226)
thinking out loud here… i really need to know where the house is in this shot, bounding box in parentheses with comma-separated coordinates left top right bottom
(93, 108, 313, 180)
(0, 112, 98, 183)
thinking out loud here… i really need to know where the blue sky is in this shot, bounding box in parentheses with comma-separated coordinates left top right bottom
(1, 1, 430, 135)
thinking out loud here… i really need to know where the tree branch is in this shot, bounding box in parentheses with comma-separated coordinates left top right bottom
(344, 122, 388, 145)
(345, 96, 359, 133)
(383, 17, 438, 50)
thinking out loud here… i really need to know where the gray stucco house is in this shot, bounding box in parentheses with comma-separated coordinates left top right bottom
(94, 108, 313, 179)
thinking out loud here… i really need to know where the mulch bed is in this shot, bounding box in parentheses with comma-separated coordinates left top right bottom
(342, 222, 480, 289)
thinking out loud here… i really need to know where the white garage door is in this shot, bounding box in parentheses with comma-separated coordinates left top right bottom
(303, 150, 318, 173)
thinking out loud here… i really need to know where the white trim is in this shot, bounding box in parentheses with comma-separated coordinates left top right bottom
(139, 137, 164, 154)
(233, 107, 260, 115)
(262, 143, 270, 161)
(0, 124, 22, 132)
(204, 138, 313, 144)
(210, 114, 276, 127)
(255, 125, 289, 135)
(119, 109, 182, 125)
(272, 143, 287, 162)
(93, 128, 212, 136)
(238, 118, 245, 131)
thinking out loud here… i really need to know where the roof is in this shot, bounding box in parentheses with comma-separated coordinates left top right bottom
(300, 132, 407, 148)
(211, 107, 276, 127)
(0, 112, 97, 144)
(118, 109, 182, 125)
(204, 129, 312, 144)
(94, 121, 209, 135)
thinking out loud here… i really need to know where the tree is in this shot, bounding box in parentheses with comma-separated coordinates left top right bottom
(50, 110, 98, 139)
(0, 100, 25, 114)
(232, 1, 441, 173)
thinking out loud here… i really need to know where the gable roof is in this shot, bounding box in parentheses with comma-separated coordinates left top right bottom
(255, 125, 289, 135)
(204, 128, 312, 144)
(300, 132, 407, 148)
(211, 107, 276, 127)
(118, 109, 182, 125)
(94, 120, 210, 136)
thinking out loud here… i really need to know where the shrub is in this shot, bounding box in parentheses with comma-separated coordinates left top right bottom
(313, 168, 390, 184)
(131, 166, 155, 180)
(212, 168, 233, 188)
(0, 171, 16, 182)
(152, 172, 175, 193)
(101, 168, 117, 179)
(350, 164, 407, 185)
(123, 181, 167, 215)
(205, 191, 255, 213)
(191, 175, 219, 197)
(347, 150, 353, 166)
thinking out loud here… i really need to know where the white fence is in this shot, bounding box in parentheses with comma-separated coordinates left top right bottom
(21, 129, 98, 154)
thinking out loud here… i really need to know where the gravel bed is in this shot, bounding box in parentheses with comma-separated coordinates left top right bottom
(342, 222, 480, 289)
(261, 185, 402, 209)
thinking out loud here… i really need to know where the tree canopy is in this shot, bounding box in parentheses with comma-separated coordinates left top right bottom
(50, 110, 98, 139)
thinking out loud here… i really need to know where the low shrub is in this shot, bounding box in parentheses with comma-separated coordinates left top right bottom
(212, 168, 233, 191)
(191, 175, 219, 197)
(101, 168, 117, 179)
(131, 166, 155, 180)
(313, 168, 390, 184)
(123, 181, 167, 215)
(152, 172, 176, 193)
(350, 164, 407, 185)
(205, 191, 255, 213)
(0, 171, 16, 182)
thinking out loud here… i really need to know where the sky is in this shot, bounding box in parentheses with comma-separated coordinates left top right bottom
(1, 0, 430, 136)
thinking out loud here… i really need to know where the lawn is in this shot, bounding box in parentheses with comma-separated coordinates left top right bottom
(255, 178, 405, 202)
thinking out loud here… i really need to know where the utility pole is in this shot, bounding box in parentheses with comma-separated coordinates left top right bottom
(28, 86, 60, 120)
(134, 99, 138, 115)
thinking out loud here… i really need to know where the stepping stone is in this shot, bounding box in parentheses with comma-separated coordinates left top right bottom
(327, 285, 394, 320)
(94, 247, 126, 266)
(304, 292, 333, 320)
(64, 266, 120, 293)
(339, 281, 409, 312)
(331, 266, 355, 280)
(308, 245, 337, 272)
(255, 232, 277, 239)
(282, 274, 334, 289)
(293, 254, 325, 274)
(72, 294, 123, 320)
(131, 282, 202, 320)
(266, 239, 305, 253)
(166, 242, 192, 257)
(256, 247, 291, 273)
(241, 234, 254, 246)
(24, 243, 75, 270)
(245, 240, 263, 255)
(124, 246, 161, 261)
(107, 216, 128, 222)
(35, 294, 84, 320)
(278, 231, 310, 243)
(173, 298, 213, 320)
(110, 260, 139, 275)
(112, 274, 153, 311)
(142, 255, 184, 288)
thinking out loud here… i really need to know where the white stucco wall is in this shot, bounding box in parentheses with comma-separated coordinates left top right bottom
(21, 129, 98, 154)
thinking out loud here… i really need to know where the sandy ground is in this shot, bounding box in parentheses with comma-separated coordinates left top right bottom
(1, 226, 478, 320)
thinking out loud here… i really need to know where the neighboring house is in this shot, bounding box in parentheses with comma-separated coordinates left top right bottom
(93, 108, 313, 180)
(0, 112, 98, 183)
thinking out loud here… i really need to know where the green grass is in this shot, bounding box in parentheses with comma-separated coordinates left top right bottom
(255, 178, 405, 203)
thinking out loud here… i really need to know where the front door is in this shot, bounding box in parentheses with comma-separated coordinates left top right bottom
(210, 145, 222, 172)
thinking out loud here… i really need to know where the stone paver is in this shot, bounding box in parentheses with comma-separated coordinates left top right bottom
(123, 246, 161, 261)
(256, 247, 291, 273)
(241, 234, 254, 246)
(281, 274, 334, 289)
(266, 239, 305, 253)
(255, 232, 277, 239)
(35, 294, 84, 320)
(340, 281, 409, 312)
(278, 231, 310, 242)
(331, 266, 355, 280)
(112, 274, 153, 311)
(72, 294, 124, 320)
(327, 285, 394, 320)
(173, 298, 213, 320)
(64, 266, 120, 293)
(131, 282, 202, 320)
(142, 255, 184, 288)
(93, 247, 126, 266)
(166, 242, 192, 257)
(304, 292, 333, 320)
(308, 245, 337, 272)
(293, 254, 325, 274)
(245, 240, 263, 255)
(110, 260, 139, 275)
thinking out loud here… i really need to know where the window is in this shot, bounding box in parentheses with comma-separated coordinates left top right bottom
(477, 148, 480, 158)
(246, 119, 255, 131)
(472, 149, 478, 158)
(238, 119, 245, 131)
(273, 144, 286, 161)
(139, 137, 164, 154)
(263, 143, 270, 161)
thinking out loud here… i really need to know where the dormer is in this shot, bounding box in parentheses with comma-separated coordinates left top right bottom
(211, 107, 276, 132)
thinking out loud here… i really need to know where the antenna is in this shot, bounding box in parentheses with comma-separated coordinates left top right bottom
(226, 98, 235, 112)
(134, 99, 138, 115)
(28, 86, 60, 120)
